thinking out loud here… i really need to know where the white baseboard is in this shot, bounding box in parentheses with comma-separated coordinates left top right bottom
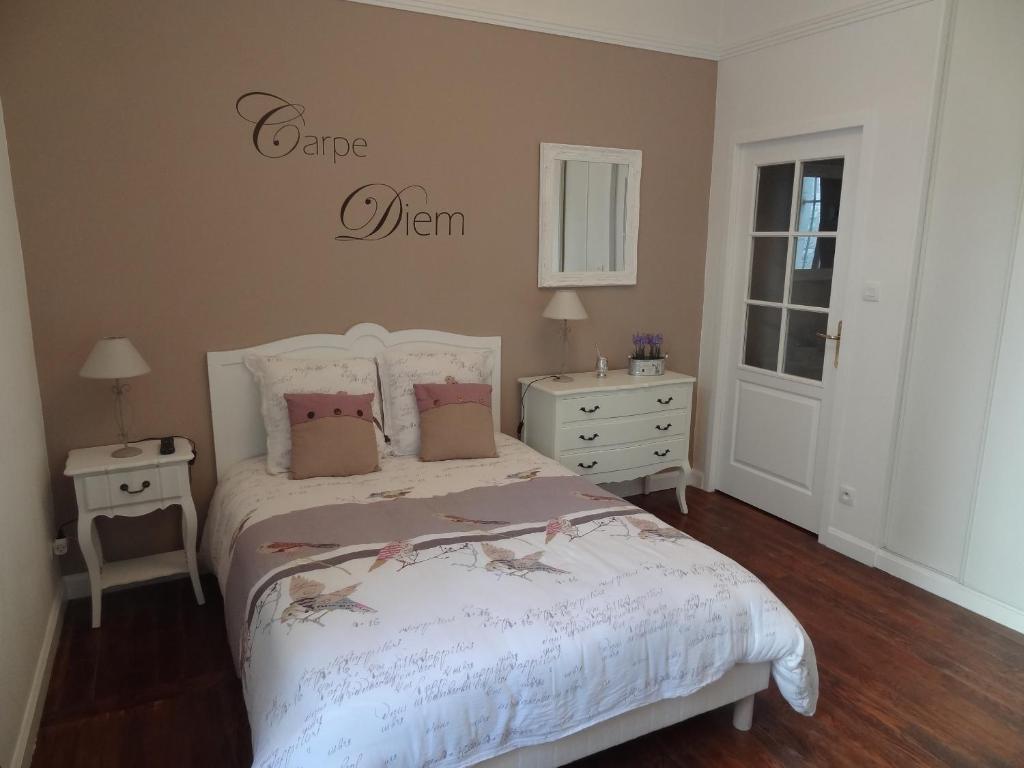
(11, 581, 65, 768)
(874, 549, 1024, 635)
(62, 569, 197, 601)
(819, 527, 1024, 635)
(600, 468, 703, 499)
(818, 526, 879, 567)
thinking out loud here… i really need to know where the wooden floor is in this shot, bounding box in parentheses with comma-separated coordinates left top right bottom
(33, 489, 1024, 767)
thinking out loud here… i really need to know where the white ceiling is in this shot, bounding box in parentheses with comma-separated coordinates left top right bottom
(348, 0, 932, 60)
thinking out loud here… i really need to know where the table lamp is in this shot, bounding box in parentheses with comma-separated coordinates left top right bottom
(543, 290, 588, 382)
(79, 337, 151, 458)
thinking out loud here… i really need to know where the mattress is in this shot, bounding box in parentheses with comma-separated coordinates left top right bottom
(201, 434, 817, 768)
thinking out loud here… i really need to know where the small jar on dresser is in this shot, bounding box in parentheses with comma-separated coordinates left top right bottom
(518, 370, 694, 512)
(64, 438, 205, 628)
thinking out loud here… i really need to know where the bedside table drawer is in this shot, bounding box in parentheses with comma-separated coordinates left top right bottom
(563, 437, 688, 476)
(561, 384, 690, 423)
(106, 467, 163, 509)
(558, 410, 688, 451)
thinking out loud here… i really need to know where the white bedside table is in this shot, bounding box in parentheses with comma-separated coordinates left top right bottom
(519, 370, 695, 512)
(64, 438, 205, 628)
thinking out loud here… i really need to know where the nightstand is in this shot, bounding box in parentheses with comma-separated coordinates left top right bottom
(519, 370, 695, 512)
(64, 438, 205, 628)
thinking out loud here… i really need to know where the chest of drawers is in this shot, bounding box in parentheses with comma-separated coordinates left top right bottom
(519, 370, 694, 512)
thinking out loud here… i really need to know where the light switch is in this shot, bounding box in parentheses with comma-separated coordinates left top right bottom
(862, 281, 880, 302)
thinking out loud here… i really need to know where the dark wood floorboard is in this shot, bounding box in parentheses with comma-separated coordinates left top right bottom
(31, 489, 1024, 767)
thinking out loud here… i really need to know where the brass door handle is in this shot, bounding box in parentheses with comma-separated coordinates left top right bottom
(815, 320, 843, 368)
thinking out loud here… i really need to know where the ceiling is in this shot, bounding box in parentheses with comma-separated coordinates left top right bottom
(347, 0, 932, 60)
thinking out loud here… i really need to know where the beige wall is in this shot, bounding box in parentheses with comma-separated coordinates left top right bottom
(0, 97, 62, 768)
(0, 0, 715, 572)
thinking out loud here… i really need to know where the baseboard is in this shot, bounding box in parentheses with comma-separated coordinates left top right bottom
(62, 570, 90, 600)
(11, 580, 65, 768)
(874, 549, 1024, 635)
(819, 527, 1024, 634)
(819, 527, 879, 567)
(600, 468, 703, 499)
(62, 569, 197, 601)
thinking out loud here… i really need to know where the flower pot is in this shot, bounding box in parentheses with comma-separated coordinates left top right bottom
(628, 357, 666, 376)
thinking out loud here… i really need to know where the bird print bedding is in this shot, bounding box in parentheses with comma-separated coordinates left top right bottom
(202, 434, 817, 768)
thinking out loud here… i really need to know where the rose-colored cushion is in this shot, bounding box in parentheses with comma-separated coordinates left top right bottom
(284, 392, 380, 479)
(413, 383, 497, 461)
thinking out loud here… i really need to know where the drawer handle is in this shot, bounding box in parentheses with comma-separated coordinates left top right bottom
(578, 460, 598, 469)
(657, 396, 674, 405)
(119, 480, 151, 495)
(655, 423, 672, 431)
(654, 449, 671, 457)
(579, 433, 599, 441)
(579, 405, 600, 414)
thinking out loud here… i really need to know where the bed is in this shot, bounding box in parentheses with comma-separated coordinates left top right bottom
(202, 324, 817, 768)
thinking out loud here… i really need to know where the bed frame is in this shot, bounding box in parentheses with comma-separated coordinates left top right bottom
(207, 323, 501, 479)
(205, 323, 770, 764)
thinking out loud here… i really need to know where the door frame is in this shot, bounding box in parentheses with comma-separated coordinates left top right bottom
(698, 113, 876, 538)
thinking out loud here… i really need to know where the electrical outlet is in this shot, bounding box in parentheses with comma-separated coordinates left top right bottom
(838, 485, 855, 506)
(52, 537, 69, 556)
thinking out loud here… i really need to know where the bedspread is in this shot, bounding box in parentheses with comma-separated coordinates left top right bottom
(203, 436, 817, 768)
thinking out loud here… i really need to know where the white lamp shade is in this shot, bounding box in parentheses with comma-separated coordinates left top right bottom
(79, 337, 151, 380)
(542, 290, 588, 321)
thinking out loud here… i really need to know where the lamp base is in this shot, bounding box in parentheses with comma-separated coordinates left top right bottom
(111, 445, 142, 458)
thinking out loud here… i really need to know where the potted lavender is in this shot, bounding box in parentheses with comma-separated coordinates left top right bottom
(629, 332, 667, 376)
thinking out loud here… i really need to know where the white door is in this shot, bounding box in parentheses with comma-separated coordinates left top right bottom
(716, 130, 859, 532)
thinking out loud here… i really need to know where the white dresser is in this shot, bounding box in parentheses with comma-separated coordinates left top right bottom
(519, 370, 694, 512)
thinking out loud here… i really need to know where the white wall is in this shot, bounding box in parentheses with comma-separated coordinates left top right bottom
(966, 193, 1024, 608)
(0, 98, 63, 768)
(700, 0, 1024, 631)
(697, 0, 948, 548)
(886, 0, 1024, 601)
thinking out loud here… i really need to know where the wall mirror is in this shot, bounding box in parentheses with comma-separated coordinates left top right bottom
(538, 143, 642, 287)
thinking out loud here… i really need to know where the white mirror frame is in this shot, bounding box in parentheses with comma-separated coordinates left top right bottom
(538, 142, 642, 287)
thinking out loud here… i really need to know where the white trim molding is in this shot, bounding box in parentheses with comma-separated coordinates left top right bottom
(346, 0, 939, 62)
(718, 0, 938, 59)
(346, 0, 718, 59)
(11, 583, 65, 768)
(818, 528, 1024, 635)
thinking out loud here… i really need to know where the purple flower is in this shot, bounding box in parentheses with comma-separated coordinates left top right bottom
(632, 333, 643, 346)
(653, 333, 664, 345)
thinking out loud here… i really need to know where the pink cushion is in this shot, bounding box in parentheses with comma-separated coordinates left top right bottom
(285, 392, 375, 426)
(414, 382, 492, 413)
(283, 392, 379, 479)
(413, 383, 496, 461)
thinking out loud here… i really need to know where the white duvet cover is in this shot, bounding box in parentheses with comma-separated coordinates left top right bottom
(202, 435, 817, 768)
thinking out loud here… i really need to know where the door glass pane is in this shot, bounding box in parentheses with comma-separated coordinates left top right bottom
(744, 305, 782, 371)
(754, 163, 795, 232)
(790, 236, 836, 307)
(783, 309, 828, 380)
(795, 158, 843, 232)
(749, 237, 788, 302)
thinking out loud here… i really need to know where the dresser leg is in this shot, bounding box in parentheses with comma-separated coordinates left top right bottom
(181, 498, 206, 606)
(676, 473, 688, 514)
(78, 515, 103, 628)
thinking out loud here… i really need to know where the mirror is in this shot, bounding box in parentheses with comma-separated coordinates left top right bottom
(538, 143, 641, 287)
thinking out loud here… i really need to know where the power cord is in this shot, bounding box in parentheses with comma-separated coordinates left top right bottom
(516, 375, 559, 440)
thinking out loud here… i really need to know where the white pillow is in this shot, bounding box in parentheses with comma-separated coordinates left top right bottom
(244, 355, 383, 474)
(379, 347, 494, 456)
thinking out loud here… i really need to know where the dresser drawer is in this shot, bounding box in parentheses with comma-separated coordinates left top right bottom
(561, 383, 690, 423)
(104, 467, 163, 509)
(563, 437, 688, 477)
(558, 410, 687, 451)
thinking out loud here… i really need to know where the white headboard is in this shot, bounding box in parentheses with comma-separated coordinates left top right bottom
(206, 323, 502, 479)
